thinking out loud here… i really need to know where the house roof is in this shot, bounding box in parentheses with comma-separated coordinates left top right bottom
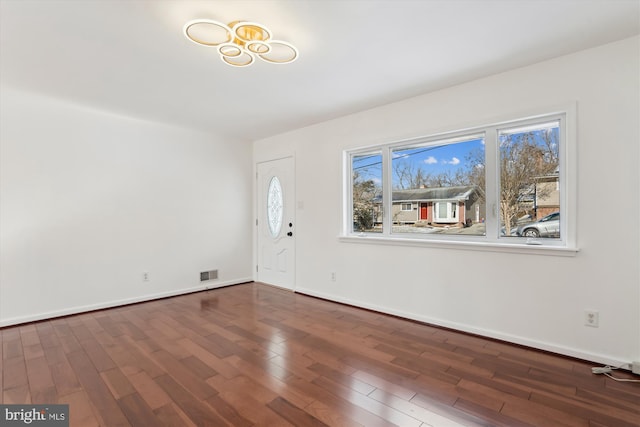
(392, 186, 478, 202)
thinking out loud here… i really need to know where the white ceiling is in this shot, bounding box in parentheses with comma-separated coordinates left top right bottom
(1, 0, 638, 141)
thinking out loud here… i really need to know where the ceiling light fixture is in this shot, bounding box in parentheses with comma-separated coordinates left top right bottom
(183, 19, 298, 67)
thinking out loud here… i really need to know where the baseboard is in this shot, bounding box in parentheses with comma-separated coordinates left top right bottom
(295, 286, 628, 368)
(0, 277, 252, 328)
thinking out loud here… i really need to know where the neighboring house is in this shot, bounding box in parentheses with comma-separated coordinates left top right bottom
(375, 185, 485, 226)
(533, 173, 560, 219)
(518, 171, 560, 220)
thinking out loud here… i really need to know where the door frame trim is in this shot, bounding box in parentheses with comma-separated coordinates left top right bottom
(254, 155, 296, 290)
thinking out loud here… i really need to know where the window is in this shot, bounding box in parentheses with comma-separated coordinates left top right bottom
(351, 151, 383, 233)
(345, 111, 575, 252)
(434, 202, 458, 222)
(389, 134, 485, 235)
(499, 120, 560, 238)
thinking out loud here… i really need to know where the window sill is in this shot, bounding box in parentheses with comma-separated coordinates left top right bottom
(338, 234, 579, 257)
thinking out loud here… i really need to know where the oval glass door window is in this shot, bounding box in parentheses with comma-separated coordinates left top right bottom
(267, 176, 283, 238)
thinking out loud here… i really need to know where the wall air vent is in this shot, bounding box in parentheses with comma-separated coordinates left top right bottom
(200, 270, 218, 281)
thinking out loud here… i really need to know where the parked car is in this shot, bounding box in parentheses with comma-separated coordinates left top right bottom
(516, 212, 560, 238)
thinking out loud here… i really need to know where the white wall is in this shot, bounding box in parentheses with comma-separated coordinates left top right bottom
(254, 36, 640, 366)
(0, 88, 253, 326)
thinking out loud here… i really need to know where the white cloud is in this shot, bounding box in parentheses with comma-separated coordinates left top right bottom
(443, 157, 460, 165)
(424, 156, 438, 164)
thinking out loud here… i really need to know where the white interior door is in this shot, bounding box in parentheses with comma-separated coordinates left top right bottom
(257, 157, 295, 290)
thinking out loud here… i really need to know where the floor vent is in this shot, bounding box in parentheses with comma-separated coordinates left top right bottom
(200, 270, 218, 281)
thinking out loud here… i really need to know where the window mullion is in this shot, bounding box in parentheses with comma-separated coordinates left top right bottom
(484, 128, 498, 240)
(382, 147, 392, 236)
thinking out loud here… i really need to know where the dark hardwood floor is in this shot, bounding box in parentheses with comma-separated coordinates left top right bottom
(1, 282, 638, 426)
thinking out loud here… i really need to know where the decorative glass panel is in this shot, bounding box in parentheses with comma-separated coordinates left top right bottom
(267, 176, 283, 238)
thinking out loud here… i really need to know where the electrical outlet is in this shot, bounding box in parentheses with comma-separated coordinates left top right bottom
(632, 361, 640, 375)
(331, 272, 336, 282)
(143, 272, 150, 282)
(584, 310, 599, 327)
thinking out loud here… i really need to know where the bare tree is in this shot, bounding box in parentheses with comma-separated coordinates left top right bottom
(394, 160, 471, 189)
(464, 147, 486, 200)
(352, 171, 379, 231)
(499, 132, 558, 235)
(429, 170, 466, 187)
(393, 160, 431, 189)
(540, 127, 559, 165)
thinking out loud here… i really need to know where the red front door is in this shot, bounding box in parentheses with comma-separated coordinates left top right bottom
(420, 203, 428, 220)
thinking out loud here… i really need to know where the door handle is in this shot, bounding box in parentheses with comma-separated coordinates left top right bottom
(287, 231, 293, 237)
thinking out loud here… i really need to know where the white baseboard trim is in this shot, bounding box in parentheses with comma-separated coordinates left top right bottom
(295, 286, 628, 368)
(0, 277, 252, 327)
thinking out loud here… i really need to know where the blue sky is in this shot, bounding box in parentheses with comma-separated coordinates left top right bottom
(392, 138, 485, 176)
(353, 138, 484, 185)
(354, 124, 558, 188)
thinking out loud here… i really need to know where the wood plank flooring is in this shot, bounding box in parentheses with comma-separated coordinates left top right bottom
(1, 282, 638, 426)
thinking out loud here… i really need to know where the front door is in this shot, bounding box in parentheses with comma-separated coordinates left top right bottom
(420, 203, 428, 220)
(256, 157, 295, 290)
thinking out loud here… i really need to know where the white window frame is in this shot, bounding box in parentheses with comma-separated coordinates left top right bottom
(342, 106, 578, 256)
(434, 201, 458, 223)
(350, 150, 384, 233)
(400, 203, 412, 211)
